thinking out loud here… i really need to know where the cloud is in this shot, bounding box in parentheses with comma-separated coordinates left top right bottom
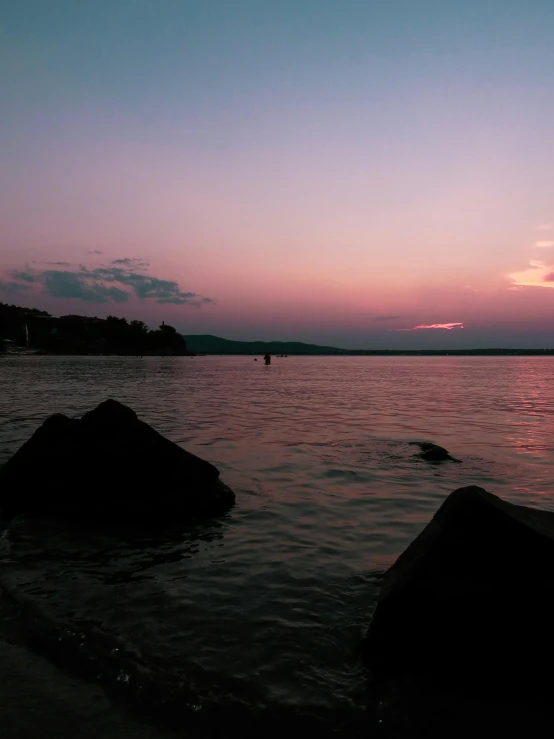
(544, 272, 554, 282)
(45, 261, 71, 266)
(3, 261, 214, 307)
(535, 241, 554, 248)
(111, 258, 149, 270)
(11, 270, 36, 283)
(0, 281, 30, 294)
(395, 322, 464, 331)
(375, 315, 402, 321)
(80, 265, 210, 305)
(157, 296, 195, 305)
(413, 322, 464, 330)
(156, 295, 215, 306)
(508, 260, 554, 289)
(537, 225, 553, 231)
(43, 270, 129, 303)
(88, 250, 103, 255)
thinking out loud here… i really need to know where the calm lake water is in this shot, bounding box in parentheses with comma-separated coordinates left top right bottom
(1, 355, 554, 732)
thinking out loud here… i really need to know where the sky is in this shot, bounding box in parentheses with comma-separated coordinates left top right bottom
(1, 0, 554, 349)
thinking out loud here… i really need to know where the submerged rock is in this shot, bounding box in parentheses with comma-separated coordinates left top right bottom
(0, 399, 235, 522)
(410, 441, 460, 462)
(363, 486, 554, 697)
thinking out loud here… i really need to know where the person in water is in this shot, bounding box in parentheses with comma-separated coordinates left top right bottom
(264, 353, 271, 365)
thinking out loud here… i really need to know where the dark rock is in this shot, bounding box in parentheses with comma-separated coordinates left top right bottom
(363, 486, 554, 698)
(368, 674, 554, 739)
(410, 441, 460, 462)
(0, 399, 235, 522)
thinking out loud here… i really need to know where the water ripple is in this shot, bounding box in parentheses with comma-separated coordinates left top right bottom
(1, 355, 554, 722)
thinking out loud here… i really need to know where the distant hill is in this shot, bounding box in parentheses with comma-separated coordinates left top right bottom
(184, 334, 554, 356)
(184, 335, 344, 355)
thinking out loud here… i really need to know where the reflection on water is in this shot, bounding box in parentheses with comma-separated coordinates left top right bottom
(1, 355, 554, 723)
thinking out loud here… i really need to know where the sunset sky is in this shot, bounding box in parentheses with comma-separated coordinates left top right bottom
(2, 1, 554, 348)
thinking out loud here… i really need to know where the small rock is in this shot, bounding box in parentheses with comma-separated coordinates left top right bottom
(410, 441, 460, 463)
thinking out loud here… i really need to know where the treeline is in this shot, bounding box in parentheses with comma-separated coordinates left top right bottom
(0, 302, 191, 355)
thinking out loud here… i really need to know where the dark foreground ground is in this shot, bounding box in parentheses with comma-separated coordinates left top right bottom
(4, 586, 554, 739)
(0, 595, 179, 739)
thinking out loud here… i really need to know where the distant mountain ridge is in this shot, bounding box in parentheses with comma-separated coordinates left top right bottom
(184, 334, 554, 356)
(184, 335, 343, 355)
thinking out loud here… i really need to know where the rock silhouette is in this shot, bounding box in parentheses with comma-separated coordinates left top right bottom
(410, 441, 461, 462)
(363, 486, 554, 697)
(0, 399, 235, 522)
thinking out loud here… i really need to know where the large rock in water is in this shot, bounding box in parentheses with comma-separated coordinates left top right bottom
(0, 399, 235, 522)
(364, 486, 554, 698)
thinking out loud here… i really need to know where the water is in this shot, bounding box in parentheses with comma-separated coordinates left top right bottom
(1, 355, 554, 731)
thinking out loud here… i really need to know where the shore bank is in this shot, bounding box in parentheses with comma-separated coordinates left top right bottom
(0, 594, 180, 739)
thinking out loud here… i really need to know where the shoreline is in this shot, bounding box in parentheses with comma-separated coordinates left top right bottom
(0, 350, 198, 358)
(3, 349, 554, 357)
(0, 592, 179, 739)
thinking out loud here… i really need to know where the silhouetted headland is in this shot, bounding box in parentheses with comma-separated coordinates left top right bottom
(0, 302, 195, 356)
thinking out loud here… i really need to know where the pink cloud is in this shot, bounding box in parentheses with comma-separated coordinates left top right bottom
(413, 322, 464, 330)
(535, 241, 554, 248)
(508, 260, 554, 288)
(395, 322, 464, 332)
